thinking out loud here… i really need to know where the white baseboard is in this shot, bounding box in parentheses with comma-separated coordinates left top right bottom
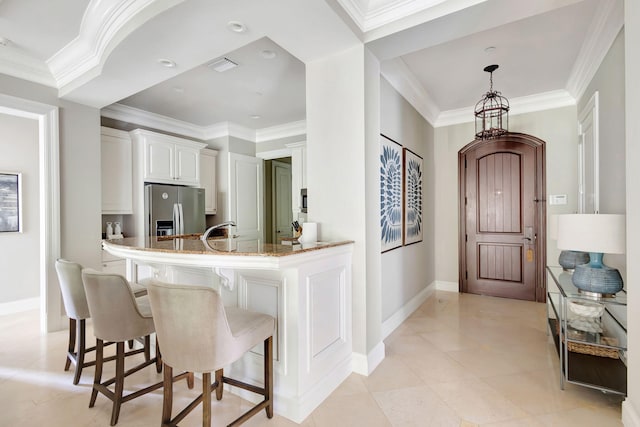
(381, 282, 436, 340)
(435, 280, 459, 292)
(0, 297, 40, 315)
(623, 399, 640, 427)
(352, 340, 385, 376)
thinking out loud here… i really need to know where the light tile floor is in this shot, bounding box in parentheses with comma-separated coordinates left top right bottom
(0, 291, 624, 426)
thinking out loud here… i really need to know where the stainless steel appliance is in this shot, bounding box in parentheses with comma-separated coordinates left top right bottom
(301, 188, 307, 213)
(144, 184, 206, 236)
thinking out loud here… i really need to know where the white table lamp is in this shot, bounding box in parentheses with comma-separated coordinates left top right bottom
(557, 214, 625, 295)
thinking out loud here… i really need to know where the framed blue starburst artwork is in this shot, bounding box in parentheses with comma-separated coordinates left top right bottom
(403, 148, 423, 245)
(380, 135, 403, 252)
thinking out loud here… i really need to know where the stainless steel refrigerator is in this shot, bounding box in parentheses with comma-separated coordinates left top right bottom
(144, 184, 206, 236)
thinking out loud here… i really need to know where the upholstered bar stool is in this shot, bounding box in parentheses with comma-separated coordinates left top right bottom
(55, 259, 148, 385)
(82, 269, 191, 426)
(146, 281, 275, 427)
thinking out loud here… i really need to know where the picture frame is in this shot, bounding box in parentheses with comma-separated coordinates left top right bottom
(403, 148, 423, 245)
(380, 134, 403, 253)
(0, 172, 22, 233)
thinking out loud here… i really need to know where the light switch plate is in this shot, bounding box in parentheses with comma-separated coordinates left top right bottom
(549, 194, 567, 205)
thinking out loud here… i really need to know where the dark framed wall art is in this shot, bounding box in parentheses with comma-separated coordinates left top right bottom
(0, 172, 22, 233)
(380, 134, 403, 252)
(403, 148, 423, 245)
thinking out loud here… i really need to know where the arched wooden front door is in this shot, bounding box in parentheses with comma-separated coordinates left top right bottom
(459, 133, 546, 302)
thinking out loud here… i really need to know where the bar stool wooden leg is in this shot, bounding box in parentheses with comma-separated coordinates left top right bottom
(203, 372, 212, 427)
(187, 372, 195, 389)
(65, 318, 75, 371)
(155, 338, 162, 373)
(89, 339, 103, 408)
(73, 319, 87, 385)
(265, 336, 273, 418)
(215, 369, 223, 401)
(144, 335, 151, 362)
(162, 364, 174, 425)
(111, 342, 126, 426)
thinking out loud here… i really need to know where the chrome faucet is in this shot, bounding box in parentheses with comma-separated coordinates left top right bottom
(201, 221, 237, 241)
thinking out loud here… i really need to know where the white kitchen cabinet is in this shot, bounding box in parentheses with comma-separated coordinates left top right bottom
(101, 249, 126, 275)
(200, 148, 218, 214)
(101, 127, 133, 214)
(130, 129, 206, 186)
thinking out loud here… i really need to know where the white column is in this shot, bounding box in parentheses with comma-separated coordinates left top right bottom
(623, 1, 640, 425)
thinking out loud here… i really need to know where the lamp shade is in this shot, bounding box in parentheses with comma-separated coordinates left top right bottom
(557, 214, 625, 254)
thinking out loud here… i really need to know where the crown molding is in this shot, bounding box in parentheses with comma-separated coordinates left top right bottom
(566, 0, 623, 101)
(381, 57, 439, 125)
(224, 123, 257, 142)
(47, 0, 184, 96)
(101, 103, 305, 143)
(101, 103, 208, 139)
(0, 52, 57, 88)
(434, 89, 575, 128)
(255, 120, 306, 142)
(336, 0, 485, 33)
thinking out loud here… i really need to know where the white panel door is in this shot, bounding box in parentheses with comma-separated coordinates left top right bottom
(229, 153, 264, 240)
(272, 160, 293, 242)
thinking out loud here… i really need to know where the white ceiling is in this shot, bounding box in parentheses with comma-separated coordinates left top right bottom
(0, 0, 624, 136)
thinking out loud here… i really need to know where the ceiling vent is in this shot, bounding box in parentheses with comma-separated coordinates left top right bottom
(208, 57, 238, 72)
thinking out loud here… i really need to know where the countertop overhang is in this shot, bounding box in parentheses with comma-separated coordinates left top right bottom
(102, 236, 354, 270)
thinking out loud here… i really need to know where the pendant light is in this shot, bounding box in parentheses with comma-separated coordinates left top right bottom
(474, 64, 509, 139)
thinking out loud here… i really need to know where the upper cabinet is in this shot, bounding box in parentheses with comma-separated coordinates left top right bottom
(200, 148, 218, 214)
(101, 127, 133, 214)
(130, 129, 206, 186)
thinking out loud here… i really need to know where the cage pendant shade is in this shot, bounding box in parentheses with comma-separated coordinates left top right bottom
(474, 64, 509, 139)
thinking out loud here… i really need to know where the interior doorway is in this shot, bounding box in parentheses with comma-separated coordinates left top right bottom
(264, 157, 292, 244)
(458, 133, 546, 302)
(0, 94, 61, 332)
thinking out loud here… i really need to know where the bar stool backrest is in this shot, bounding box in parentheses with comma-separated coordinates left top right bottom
(147, 281, 239, 373)
(81, 269, 154, 342)
(55, 259, 90, 320)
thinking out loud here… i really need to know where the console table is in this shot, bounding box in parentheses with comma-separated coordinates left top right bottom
(546, 266, 627, 395)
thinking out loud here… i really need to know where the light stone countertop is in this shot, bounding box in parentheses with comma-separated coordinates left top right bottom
(102, 234, 353, 257)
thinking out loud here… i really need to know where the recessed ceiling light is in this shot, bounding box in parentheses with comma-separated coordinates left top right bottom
(158, 58, 176, 68)
(227, 21, 247, 33)
(173, 87, 185, 93)
(260, 49, 276, 59)
(208, 57, 238, 72)
(250, 115, 261, 119)
(0, 37, 11, 47)
(484, 46, 496, 53)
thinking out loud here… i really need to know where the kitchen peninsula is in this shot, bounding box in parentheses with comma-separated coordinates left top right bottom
(103, 236, 354, 423)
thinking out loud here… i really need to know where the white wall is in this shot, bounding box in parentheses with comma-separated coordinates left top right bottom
(380, 77, 435, 321)
(0, 113, 39, 303)
(578, 30, 626, 215)
(623, 1, 640, 425)
(433, 106, 578, 284)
